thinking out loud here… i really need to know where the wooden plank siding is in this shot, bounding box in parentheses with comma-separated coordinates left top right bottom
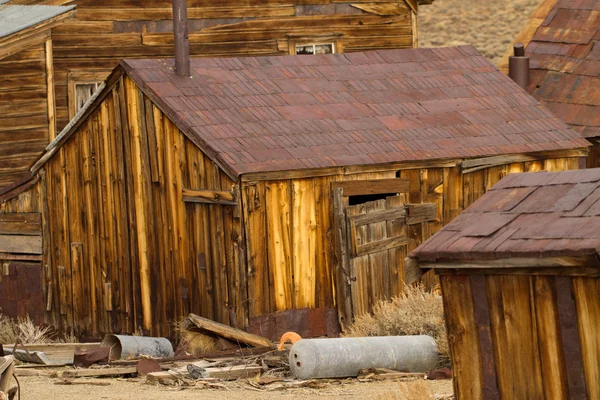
(437, 272, 600, 400)
(10, 0, 417, 133)
(241, 159, 580, 319)
(29, 76, 240, 337)
(0, 39, 52, 190)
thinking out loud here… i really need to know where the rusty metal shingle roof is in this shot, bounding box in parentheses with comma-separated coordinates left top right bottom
(409, 168, 600, 262)
(121, 46, 589, 176)
(525, 0, 600, 138)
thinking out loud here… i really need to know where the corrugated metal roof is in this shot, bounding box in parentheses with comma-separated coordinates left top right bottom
(0, 4, 75, 38)
(409, 168, 600, 263)
(120, 46, 590, 176)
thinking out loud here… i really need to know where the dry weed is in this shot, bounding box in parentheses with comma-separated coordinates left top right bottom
(0, 314, 18, 344)
(172, 317, 219, 356)
(343, 284, 449, 365)
(378, 380, 435, 400)
(0, 314, 54, 344)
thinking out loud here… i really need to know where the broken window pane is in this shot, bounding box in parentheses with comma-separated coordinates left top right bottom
(75, 82, 101, 113)
(315, 44, 333, 54)
(295, 45, 315, 55)
(295, 43, 334, 55)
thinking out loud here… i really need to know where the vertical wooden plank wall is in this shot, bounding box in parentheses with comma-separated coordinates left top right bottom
(441, 273, 600, 400)
(39, 76, 241, 336)
(242, 159, 579, 318)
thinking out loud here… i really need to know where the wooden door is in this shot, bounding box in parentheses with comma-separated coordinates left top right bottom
(332, 179, 436, 327)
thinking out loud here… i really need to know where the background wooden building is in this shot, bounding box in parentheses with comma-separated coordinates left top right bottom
(0, 46, 590, 337)
(408, 168, 600, 400)
(0, 4, 74, 323)
(0, 4, 74, 190)
(6, 0, 432, 135)
(499, 0, 600, 167)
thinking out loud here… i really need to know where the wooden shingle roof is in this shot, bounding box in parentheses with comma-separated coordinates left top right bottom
(121, 46, 589, 176)
(409, 168, 600, 264)
(523, 0, 600, 138)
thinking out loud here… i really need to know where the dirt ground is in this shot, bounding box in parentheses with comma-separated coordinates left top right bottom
(418, 0, 543, 64)
(15, 375, 452, 400)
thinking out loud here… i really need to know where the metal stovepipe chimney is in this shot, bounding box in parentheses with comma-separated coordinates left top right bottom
(172, 0, 190, 76)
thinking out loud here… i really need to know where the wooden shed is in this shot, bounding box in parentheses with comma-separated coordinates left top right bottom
(499, 0, 600, 167)
(408, 168, 600, 399)
(0, 46, 591, 338)
(7, 0, 432, 135)
(0, 4, 75, 190)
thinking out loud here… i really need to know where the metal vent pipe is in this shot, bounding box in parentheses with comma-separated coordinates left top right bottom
(509, 43, 529, 90)
(172, 0, 190, 76)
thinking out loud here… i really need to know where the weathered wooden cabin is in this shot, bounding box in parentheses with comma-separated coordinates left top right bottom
(499, 0, 600, 167)
(8, 0, 432, 134)
(0, 4, 74, 190)
(0, 46, 591, 337)
(408, 168, 600, 400)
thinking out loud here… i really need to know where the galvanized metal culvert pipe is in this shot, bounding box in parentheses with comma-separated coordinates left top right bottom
(289, 335, 439, 380)
(101, 334, 174, 360)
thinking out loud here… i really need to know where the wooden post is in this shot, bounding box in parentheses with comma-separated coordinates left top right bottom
(333, 187, 353, 329)
(45, 38, 56, 140)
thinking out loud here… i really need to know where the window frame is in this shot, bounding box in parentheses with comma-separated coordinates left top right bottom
(293, 42, 336, 55)
(285, 34, 343, 56)
(67, 70, 110, 119)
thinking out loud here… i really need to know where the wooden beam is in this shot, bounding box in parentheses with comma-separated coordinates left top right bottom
(45, 38, 56, 140)
(405, 203, 437, 225)
(417, 256, 599, 270)
(353, 235, 408, 257)
(333, 178, 410, 197)
(182, 188, 236, 206)
(349, 208, 406, 227)
(0, 213, 42, 235)
(461, 149, 589, 174)
(185, 313, 273, 348)
(0, 235, 42, 254)
(0, 253, 42, 261)
(240, 159, 459, 182)
(62, 366, 137, 378)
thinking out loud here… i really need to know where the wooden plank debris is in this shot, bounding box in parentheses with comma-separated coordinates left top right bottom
(185, 313, 273, 348)
(61, 366, 137, 378)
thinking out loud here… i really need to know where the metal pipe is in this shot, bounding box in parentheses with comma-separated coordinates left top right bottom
(101, 334, 174, 360)
(172, 0, 190, 77)
(509, 43, 529, 90)
(289, 335, 439, 380)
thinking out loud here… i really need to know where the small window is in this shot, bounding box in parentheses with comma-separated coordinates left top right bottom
(67, 71, 110, 119)
(295, 43, 335, 55)
(75, 82, 101, 113)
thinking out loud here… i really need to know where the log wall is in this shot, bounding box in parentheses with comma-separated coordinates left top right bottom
(439, 272, 600, 399)
(9, 0, 416, 131)
(40, 75, 241, 337)
(241, 157, 580, 320)
(0, 38, 53, 189)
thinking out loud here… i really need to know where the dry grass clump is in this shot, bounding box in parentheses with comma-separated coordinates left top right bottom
(0, 314, 53, 344)
(173, 317, 219, 356)
(343, 284, 449, 364)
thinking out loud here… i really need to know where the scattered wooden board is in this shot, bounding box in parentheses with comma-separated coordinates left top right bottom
(185, 313, 273, 348)
(61, 366, 137, 378)
(197, 364, 262, 380)
(55, 379, 110, 386)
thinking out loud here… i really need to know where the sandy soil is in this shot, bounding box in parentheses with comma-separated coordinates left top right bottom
(418, 0, 543, 64)
(15, 375, 452, 400)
